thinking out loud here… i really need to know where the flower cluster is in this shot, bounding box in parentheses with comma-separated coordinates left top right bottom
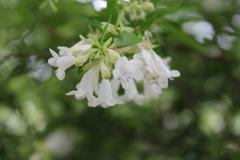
(48, 1, 180, 108)
(122, 0, 155, 21)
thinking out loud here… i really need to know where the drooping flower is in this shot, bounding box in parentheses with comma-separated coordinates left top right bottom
(143, 81, 162, 100)
(47, 4, 181, 108)
(88, 79, 116, 108)
(217, 33, 236, 50)
(134, 45, 180, 88)
(182, 21, 215, 43)
(58, 37, 92, 57)
(120, 79, 145, 105)
(110, 79, 144, 105)
(113, 56, 143, 89)
(48, 37, 92, 80)
(66, 66, 99, 101)
(48, 49, 75, 80)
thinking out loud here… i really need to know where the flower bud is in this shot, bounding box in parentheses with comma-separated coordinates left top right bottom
(100, 62, 111, 79)
(142, 1, 155, 11)
(119, 26, 134, 33)
(107, 49, 120, 63)
(71, 41, 92, 56)
(101, 22, 118, 35)
(74, 55, 89, 67)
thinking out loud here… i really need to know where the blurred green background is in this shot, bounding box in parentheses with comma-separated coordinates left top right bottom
(1, 0, 240, 159)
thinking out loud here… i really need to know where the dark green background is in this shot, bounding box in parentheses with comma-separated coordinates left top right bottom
(0, 0, 240, 159)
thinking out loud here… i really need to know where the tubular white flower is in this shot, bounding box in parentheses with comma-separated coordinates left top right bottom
(57, 40, 91, 57)
(48, 36, 92, 81)
(48, 49, 75, 80)
(47, 15, 181, 107)
(110, 79, 125, 104)
(88, 79, 116, 108)
(134, 45, 180, 88)
(70, 40, 92, 56)
(113, 57, 143, 89)
(66, 66, 99, 100)
(143, 81, 162, 100)
(110, 79, 144, 105)
(121, 79, 145, 105)
(151, 50, 180, 86)
(182, 21, 215, 43)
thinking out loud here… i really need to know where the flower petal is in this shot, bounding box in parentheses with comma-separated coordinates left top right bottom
(56, 69, 65, 80)
(57, 56, 75, 70)
(48, 58, 58, 67)
(49, 49, 59, 58)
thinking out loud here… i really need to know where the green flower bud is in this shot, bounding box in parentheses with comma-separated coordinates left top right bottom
(142, 1, 155, 11)
(74, 54, 89, 67)
(107, 49, 120, 63)
(100, 62, 111, 79)
(101, 22, 118, 35)
(118, 26, 134, 33)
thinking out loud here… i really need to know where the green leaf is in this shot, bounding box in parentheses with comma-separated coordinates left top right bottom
(115, 32, 142, 48)
(39, 0, 48, 10)
(100, 16, 112, 44)
(49, 0, 58, 12)
(39, 0, 58, 12)
(140, 3, 184, 30)
(104, 0, 119, 23)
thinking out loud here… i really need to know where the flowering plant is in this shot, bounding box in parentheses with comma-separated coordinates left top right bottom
(48, 0, 180, 107)
(2, 0, 240, 159)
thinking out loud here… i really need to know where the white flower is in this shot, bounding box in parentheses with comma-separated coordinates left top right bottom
(47, 26, 181, 107)
(48, 38, 92, 80)
(151, 50, 180, 85)
(134, 45, 180, 88)
(113, 57, 143, 89)
(58, 38, 91, 57)
(71, 39, 92, 56)
(92, 0, 107, 12)
(45, 129, 75, 156)
(66, 67, 116, 108)
(217, 33, 236, 50)
(111, 80, 162, 105)
(232, 14, 240, 29)
(66, 66, 99, 101)
(88, 79, 116, 108)
(48, 49, 75, 80)
(182, 21, 215, 43)
(78, 0, 108, 12)
(110, 79, 144, 105)
(110, 45, 180, 105)
(110, 79, 124, 104)
(143, 81, 162, 99)
(121, 79, 145, 105)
